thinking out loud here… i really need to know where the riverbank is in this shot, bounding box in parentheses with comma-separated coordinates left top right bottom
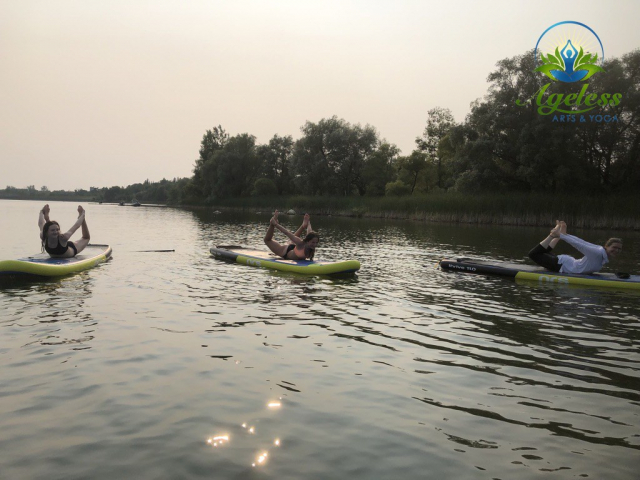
(207, 194, 640, 230)
(0, 192, 96, 202)
(4, 193, 638, 230)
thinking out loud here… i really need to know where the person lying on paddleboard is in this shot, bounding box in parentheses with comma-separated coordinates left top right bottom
(264, 210, 319, 260)
(528, 220, 622, 274)
(38, 204, 91, 258)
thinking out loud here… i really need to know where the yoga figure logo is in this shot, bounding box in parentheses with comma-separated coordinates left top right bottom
(534, 21, 605, 83)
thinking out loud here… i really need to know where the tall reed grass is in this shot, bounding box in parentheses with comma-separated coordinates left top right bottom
(211, 193, 640, 230)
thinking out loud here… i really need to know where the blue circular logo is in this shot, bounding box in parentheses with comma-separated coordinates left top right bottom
(534, 21, 605, 83)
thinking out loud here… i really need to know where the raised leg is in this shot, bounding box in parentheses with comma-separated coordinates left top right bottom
(81, 218, 90, 239)
(548, 220, 563, 249)
(264, 211, 286, 257)
(540, 221, 562, 249)
(73, 211, 91, 254)
(528, 243, 561, 271)
(529, 221, 562, 271)
(304, 213, 312, 235)
(38, 204, 50, 240)
(294, 213, 311, 238)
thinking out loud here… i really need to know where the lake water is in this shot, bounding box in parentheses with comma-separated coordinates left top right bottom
(1, 199, 639, 479)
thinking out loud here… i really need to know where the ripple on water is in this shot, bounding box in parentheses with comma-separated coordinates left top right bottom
(1, 203, 639, 479)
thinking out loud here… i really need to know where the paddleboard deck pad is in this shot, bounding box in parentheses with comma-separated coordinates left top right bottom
(211, 246, 360, 275)
(440, 258, 639, 290)
(0, 244, 112, 278)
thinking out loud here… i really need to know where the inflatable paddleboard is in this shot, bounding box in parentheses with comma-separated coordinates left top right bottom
(210, 246, 360, 275)
(0, 244, 112, 278)
(440, 258, 640, 290)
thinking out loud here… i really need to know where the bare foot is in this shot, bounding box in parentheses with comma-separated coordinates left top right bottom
(549, 224, 562, 238)
(559, 221, 567, 235)
(42, 204, 50, 215)
(270, 210, 279, 225)
(78, 205, 85, 216)
(302, 213, 310, 228)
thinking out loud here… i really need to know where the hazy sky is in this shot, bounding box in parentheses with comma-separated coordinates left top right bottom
(1, 0, 639, 191)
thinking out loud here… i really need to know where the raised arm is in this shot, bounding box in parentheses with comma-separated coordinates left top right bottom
(559, 233, 603, 257)
(274, 222, 305, 246)
(293, 224, 306, 238)
(293, 213, 311, 238)
(61, 206, 86, 241)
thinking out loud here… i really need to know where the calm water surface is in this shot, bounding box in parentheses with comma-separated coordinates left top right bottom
(1, 199, 639, 479)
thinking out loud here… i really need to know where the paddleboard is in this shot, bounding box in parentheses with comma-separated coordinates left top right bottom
(210, 246, 360, 275)
(0, 244, 112, 278)
(440, 258, 640, 290)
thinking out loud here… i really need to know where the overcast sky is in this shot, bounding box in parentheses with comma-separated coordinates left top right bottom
(1, 0, 639, 191)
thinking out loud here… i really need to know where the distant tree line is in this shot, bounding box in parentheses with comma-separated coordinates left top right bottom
(0, 185, 95, 201)
(2, 48, 638, 205)
(0, 179, 191, 204)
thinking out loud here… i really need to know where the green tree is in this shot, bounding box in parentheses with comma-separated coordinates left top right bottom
(396, 151, 429, 194)
(572, 49, 640, 191)
(256, 134, 294, 194)
(252, 178, 278, 196)
(416, 107, 456, 188)
(193, 126, 229, 196)
(203, 134, 259, 199)
(104, 186, 124, 202)
(362, 142, 399, 196)
(291, 117, 379, 196)
(442, 49, 640, 193)
(385, 180, 411, 196)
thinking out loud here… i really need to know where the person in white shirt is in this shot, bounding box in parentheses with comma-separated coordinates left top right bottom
(528, 221, 622, 274)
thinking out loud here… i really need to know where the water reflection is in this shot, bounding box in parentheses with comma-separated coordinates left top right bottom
(206, 435, 229, 447)
(1, 272, 98, 350)
(205, 397, 286, 470)
(114, 210, 640, 476)
(1, 201, 639, 479)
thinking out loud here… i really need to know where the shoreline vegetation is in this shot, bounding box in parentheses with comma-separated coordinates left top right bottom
(3, 48, 639, 231)
(205, 194, 640, 230)
(2, 191, 638, 230)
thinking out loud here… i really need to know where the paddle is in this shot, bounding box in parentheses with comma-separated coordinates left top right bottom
(133, 249, 175, 253)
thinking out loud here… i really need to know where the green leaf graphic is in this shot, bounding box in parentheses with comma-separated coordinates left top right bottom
(546, 53, 561, 66)
(575, 47, 585, 67)
(575, 51, 599, 69)
(577, 53, 592, 68)
(535, 64, 559, 80)
(575, 64, 605, 81)
(554, 47, 565, 70)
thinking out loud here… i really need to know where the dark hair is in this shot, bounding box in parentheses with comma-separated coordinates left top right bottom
(303, 232, 319, 243)
(41, 221, 60, 252)
(303, 232, 319, 260)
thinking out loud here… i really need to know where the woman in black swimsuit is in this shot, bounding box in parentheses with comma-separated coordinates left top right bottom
(264, 211, 319, 260)
(38, 204, 91, 258)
